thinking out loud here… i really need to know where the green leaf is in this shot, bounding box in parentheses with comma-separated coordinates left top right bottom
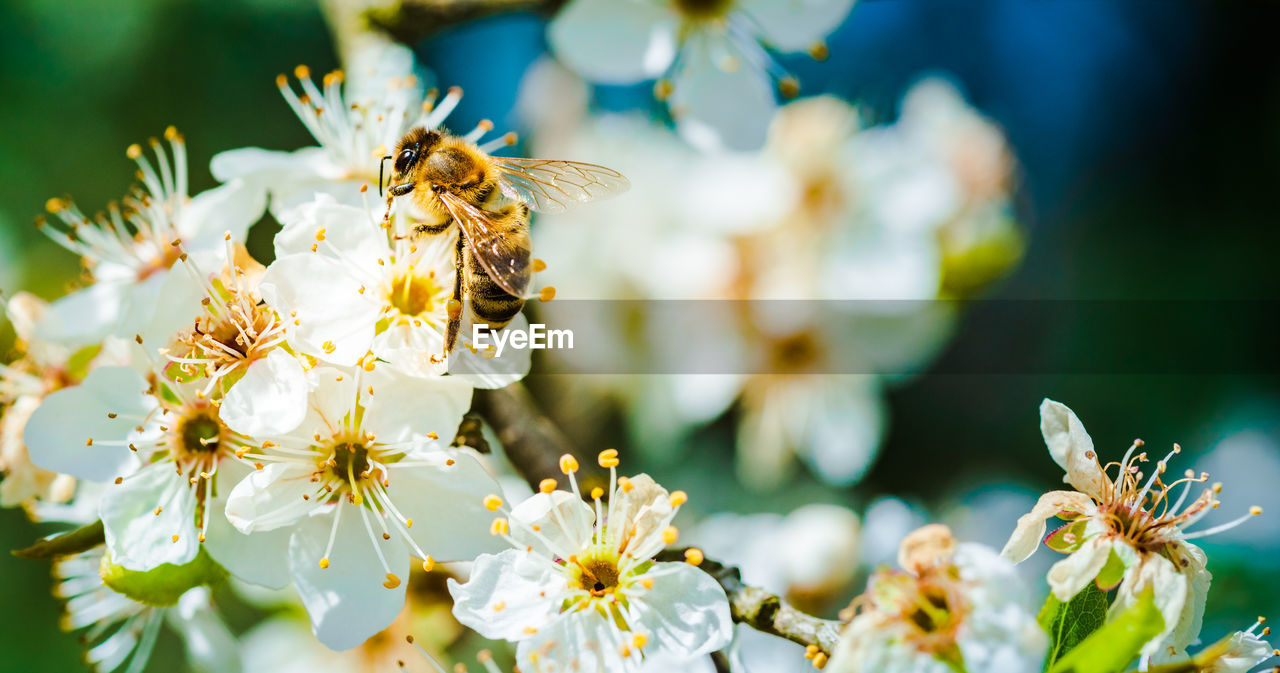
(1094, 550, 1126, 591)
(100, 547, 228, 607)
(1048, 588, 1165, 673)
(1039, 581, 1110, 667)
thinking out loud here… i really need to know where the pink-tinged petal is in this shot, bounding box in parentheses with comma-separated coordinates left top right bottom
(510, 490, 596, 559)
(33, 280, 127, 347)
(361, 368, 472, 444)
(24, 367, 152, 482)
(102, 462, 200, 571)
(1046, 537, 1112, 602)
(220, 349, 309, 437)
(224, 462, 323, 534)
(630, 562, 734, 658)
(739, 0, 855, 52)
(672, 33, 776, 152)
(259, 254, 380, 366)
(288, 505, 410, 651)
(388, 450, 505, 561)
(447, 549, 562, 641)
(202, 460, 293, 589)
(1039, 399, 1110, 498)
(549, 0, 678, 83)
(1000, 490, 1094, 562)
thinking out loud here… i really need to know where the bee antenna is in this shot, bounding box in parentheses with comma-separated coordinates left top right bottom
(379, 155, 393, 198)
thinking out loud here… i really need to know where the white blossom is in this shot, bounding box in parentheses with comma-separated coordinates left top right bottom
(449, 451, 733, 672)
(34, 129, 264, 347)
(547, 0, 855, 150)
(223, 363, 500, 650)
(1002, 399, 1262, 660)
(828, 524, 1046, 673)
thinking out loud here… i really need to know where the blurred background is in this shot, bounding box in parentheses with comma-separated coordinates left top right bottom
(2, 0, 1279, 671)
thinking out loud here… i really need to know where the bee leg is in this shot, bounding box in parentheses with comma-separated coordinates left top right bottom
(444, 233, 465, 355)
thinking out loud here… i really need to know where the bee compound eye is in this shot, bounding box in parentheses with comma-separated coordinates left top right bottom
(395, 148, 416, 173)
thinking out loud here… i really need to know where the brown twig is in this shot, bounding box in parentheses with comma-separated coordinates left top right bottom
(364, 0, 568, 44)
(474, 382, 845, 660)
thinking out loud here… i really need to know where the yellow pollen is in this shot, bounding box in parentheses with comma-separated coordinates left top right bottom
(590, 487, 604, 500)
(812, 652, 828, 669)
(275, 74, 288, 87)
(684, 548, 704, 566)
(669, 491, 688, 507)
(598, 448, 619, 468)
(809, 42, 830, 61)
(484, 494, 504, 511)
(662, 526, 679, 545)
(405, 518, 413, 528)
(315, 228, 326, 241)
(171, 535, 180, 543)
(805, 645, 820, 659)
(539, 286, 556, 302)
(641, 578, 654, 589)
(422, 556, 435, 572)
(780, 76, 801, 99)
(523, 626, 538, 635)
(321, 341, 336, 354)
(654, 79, 674, 100)
(492, 601, 506, 612)
(1251, 506, 1264, 515)
(126, 144, 142, 159)
(491, 517, 510, 536)
(294, 64, 310, 79)
(532, 258, 547, 272)
(383, 573, 401, 589)
(559, 454, 579, 474)
(618, 476, 634, 492)
(633, 634, 648, 649)
(427, 432, 438, 440)
(539, 478, 557, 493)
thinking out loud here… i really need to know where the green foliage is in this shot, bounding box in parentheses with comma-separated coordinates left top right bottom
(100, 547, 228, 607)
(1039, 581, 1110, 667)
(1048, 589, 1165, 673)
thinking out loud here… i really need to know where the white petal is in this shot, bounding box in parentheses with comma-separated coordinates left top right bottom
(739, 0, 855, 52)
(802, 377, 885, 485)
(274, 196, 386, 266)
(259, 254, 380, 366)
(220, 350, 309, 437)
(386, 450, 504, 561)
(288, 506, 410, 651)
(179, 179, 266, 249)
(1040, 399, 1110, 498)
(102, 462, 200, 570)
(1110, 553, 1188, 657)
(631, 561, 734, 658)
(132, 262, 207, 351)
(672, 33, 776, 152)
(24, 367, 152, 482)
(1001, 490, 1095, 562)
(1046, 537, 1112, 602)
(361, 368, 472, 443)
(33, 280, 127, 347)
(510, 490, 597, 559)
(606, 473, 676, 561)
(224, 462, 322, 534)
(201, 460, 293, 589)
(369, 323, 448, 379)
(548, 0, 678, 83)
(448, 312, 534, 389)
(517, 607, 629, 673)
(169, 587, 243, 673)
(447, 548, 563, 640)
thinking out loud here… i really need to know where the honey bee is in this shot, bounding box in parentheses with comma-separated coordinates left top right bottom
(382, 126, 629, 355)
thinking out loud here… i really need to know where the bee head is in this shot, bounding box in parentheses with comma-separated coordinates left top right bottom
(388, 128, 441, 182)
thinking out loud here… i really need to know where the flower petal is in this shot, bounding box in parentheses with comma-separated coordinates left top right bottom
(447, 548, 562, 641)
(517, 607, 629, 673)
(288, 505, 410, 651)
(170, 587, 243, 673)
(101, 462, 200, 570)
(224, 462, 323, 534)
(1046, 536, 1112, 602)
(548, 0, 678, 83)
(33, 280, 127, 347)
(739, 0, 855, 52)
(1000, 490, 1095, 562)
(258, 254, 380, 366)
(361, 368, 472, 444)
(606, 473, 676, 561)
(630, 561, 734, 658)
(672, 33, 776, 152)
(202, 460, 294, 589)
(24, 366, 152, 482)
(386, 450, 504, 561)
(179, 179, 266, 249)
(220, 349, 310, 437)
(448, 312, 534, 389)
(1109, 552, 1189, 657)
(510, 489, 597, 559)
(1039, 399, 1110, 499)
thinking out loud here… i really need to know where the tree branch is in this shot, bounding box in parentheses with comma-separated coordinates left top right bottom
(474, 383, 845, 660)
(364, 0, 567, 45)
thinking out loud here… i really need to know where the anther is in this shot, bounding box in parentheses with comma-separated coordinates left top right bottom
(539, 286, 556, 302)
(669, 491, 688, 507)
(559, 454, 579, 474)
(383, 573, 401, 589)
(484, 494, 504, 511)
(662, 526, 679, 545)
(598, 449, 619, 468)
(808, 42, 830, 61)
(539, 478, 557, 493)
(294, 65, 311, 80)
(532, 258, 547, 272)
(490, 517, 510, 536)
(684, 548, 704, 566)
(590, 487, 604, 500)
(422, 556, 435, 572)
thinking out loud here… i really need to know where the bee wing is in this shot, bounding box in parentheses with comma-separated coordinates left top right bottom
(437, 191, 532, 299)
(493, 157, 630, 214)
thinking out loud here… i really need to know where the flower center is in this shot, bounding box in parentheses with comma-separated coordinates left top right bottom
(174, 409, 224, 458)
(769, 331, 824, 374)
(138, 244, 184, 282)
(331, 442, 372, 484)
(673, 0, 735, 20)
(388, 271, 445, 319)
(576, 556, 622, 596)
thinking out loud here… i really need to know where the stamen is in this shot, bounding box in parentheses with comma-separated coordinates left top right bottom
(1182, 506, 1263, 540)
